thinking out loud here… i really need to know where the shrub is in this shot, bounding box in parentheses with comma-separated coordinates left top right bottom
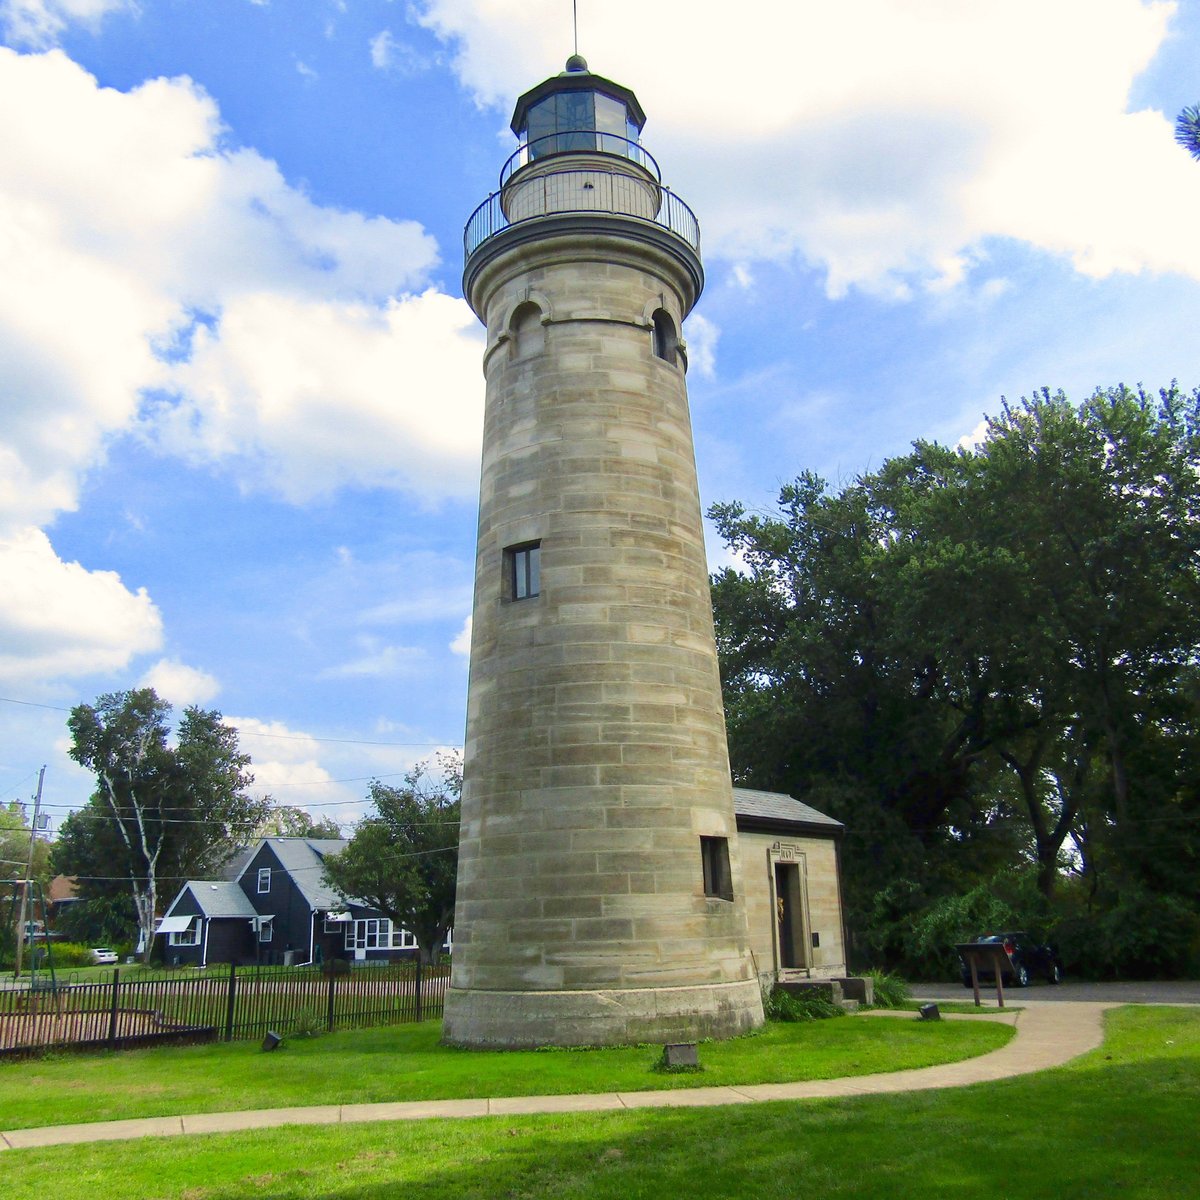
(1054, 886, 1200, 980)
(44, 942, 97, 968)
(900, 871, 1049, 979)
(866, 970, 911, 1009)
(290, 1007, 327, 1038)
(765, 986, 845, 1022)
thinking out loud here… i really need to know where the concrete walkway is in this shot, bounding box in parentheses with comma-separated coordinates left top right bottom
(0, 1002, 1112, 1152)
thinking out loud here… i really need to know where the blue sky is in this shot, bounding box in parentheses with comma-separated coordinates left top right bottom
(2, 0, 1199, 835)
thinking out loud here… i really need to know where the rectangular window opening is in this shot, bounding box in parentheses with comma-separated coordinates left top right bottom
(700, 836, 733, 901)
(256, 867, 271, 894)
(506, 541, 541, 601)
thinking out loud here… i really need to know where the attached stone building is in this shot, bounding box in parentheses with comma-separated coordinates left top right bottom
(731, 788, 847, 989)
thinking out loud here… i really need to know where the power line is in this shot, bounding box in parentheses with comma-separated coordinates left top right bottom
(61, 842, 460, 885)
(0, 694, 456, 749)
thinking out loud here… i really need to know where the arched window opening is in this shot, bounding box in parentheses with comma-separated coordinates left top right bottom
(651, 309, 677, 365)
(510, 300, 545, 359)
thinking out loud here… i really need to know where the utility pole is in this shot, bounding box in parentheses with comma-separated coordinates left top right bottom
(13, 766, 45, 980)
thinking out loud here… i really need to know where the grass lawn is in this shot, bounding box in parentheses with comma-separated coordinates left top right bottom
(0, 1006, 1192, 1199)
(0, 1012, 1008, 1130)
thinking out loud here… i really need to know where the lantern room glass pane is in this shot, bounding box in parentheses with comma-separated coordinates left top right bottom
(526, 97, 557, 156)
(557, 91, 594, 152)
(594, 92, 629, 149)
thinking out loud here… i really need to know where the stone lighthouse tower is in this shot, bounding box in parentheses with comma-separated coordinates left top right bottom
(444, 56, 764, 1048)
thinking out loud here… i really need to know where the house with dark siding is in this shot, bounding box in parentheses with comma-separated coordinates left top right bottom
(156, 837, 426, 967)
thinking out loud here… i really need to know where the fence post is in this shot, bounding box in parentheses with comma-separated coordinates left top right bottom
(106, 967, 120, 1047)
(224, 962, 237, 1042)
(414, 957, 422, 1024)
(326, 967, 336, 1033)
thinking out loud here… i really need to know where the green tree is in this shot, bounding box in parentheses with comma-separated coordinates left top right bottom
(1, 801, 53, 968)
(252, 806, 343, 839)
(322, 757, 461, 965)
(711, 384, 1200, 973)
(1, 801, 51, 900)
(1177, 103, 1200, 160)
(59, 689, 269, 962)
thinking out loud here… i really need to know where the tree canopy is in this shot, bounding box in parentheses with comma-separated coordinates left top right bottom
(322, 757, 461, 965)
(252, 806, 343, 840)
(710, 384, 1200, 978)
(55, 689, 270, 961)
(1177, 103, 1200, 161)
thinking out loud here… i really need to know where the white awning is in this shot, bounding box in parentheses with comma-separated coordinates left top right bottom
(249, 914, 274, 930)
(156, 916, 195, 935)
(324, 911, 351, 922)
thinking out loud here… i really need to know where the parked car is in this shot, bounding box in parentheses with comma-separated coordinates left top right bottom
(89, 947, 118, 965)
(959, 931, 1062, 987)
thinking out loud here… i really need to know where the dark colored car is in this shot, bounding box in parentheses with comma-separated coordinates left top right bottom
(959, 931, 1063, 988)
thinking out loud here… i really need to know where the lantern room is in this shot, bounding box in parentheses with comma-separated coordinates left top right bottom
(509, 54, 648, 166)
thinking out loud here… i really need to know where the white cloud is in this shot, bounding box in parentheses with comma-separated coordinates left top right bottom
(319, 640, 428, 680)
(229, 717, 346, 808)
(369, 29, 434, 75)
(0, 47, 455, 529)
(227, 715, 438, 823)
(450, 615, 471, 657)
(417, 0, 1200, 294)
(139, 659, 221, 707)
(0, 527, 162, 683)
(0, 0, 130, 48)
(683, 313, 718, 380)
(955, 418, 992, 454)
(0, 48, 483, 688)
(155, 289, 484, 503)
(369, 29, 393, 69)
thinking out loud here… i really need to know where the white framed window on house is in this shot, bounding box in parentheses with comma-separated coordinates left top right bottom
(257, 867, 271, 894)
(324, 912, 349, 933)
(344, 918, 419, 951)
(169, 920, 200, 947)
(258, 918, 273, 944)
(346, 917, 393, 951)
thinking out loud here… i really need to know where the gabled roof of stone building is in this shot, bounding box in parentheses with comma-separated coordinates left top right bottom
(732, 787, 843, 836)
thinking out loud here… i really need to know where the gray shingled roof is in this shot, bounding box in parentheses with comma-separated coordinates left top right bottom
(732, 787, 843, 832)
(180, 881, 259, 919)
(256, 838, 350, 911)
(216, 844, 256, 882)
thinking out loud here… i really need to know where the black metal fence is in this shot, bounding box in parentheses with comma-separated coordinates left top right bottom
(0, 962, 449, 1057)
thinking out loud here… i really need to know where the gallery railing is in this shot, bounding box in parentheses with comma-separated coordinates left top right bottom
(465, 166, 700, 262)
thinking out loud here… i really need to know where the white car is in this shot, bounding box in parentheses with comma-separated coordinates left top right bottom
(90, 947, 118, 965)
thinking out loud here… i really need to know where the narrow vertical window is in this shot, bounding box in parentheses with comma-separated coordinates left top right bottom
(700, 836, 733, 900)
(506, 541, 541, 601)
(652, 308, 677, 365)
(257, 867, 271, 894)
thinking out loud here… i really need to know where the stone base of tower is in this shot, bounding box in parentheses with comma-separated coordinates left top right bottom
(441, 978, 765, 1049)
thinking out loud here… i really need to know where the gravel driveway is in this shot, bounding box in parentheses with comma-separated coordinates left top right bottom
(910, 979, 1200, 1004)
